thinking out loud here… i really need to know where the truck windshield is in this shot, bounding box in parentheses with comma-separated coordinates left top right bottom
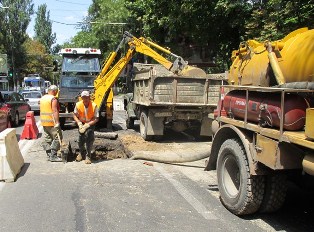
(62, 56, 100, 72)
(25, 80, 41, 87)
(61, 76, 95, 88)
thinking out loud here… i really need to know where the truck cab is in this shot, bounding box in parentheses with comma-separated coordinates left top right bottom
(58, 48, 101, 125)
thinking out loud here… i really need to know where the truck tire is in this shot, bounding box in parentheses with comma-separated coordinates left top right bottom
(140, 111, 153, 141)
(12, 112, 19, 127)
(217, 139, 265, 215)
(259, 174, 287, 213)
(60, 118, 66, 130)
(126, 116, 134, 129)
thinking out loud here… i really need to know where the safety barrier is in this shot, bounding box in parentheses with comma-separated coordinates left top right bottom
(0, 128, 24, 182)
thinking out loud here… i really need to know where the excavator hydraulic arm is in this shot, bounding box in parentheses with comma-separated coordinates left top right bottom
(93, 31, 206, 108)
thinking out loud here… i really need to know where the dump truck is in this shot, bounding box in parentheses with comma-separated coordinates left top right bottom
(92, 31, 216, 137)
(206, 28, 314, 215)
(125, 63, 225, 140)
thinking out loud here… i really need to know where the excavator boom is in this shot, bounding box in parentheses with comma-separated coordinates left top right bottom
(93, 31, 206, 110)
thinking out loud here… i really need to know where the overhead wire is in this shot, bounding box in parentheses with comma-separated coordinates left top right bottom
(51, 20, 82, 26)
(55, 0, 89, 5)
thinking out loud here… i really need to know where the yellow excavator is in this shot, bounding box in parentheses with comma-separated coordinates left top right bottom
(92, 31, 206, 128)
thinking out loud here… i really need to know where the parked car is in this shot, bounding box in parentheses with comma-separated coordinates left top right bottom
(0, 93, 11, 132)
(2, 92, 31, 126)
(21, 91, 42, 113)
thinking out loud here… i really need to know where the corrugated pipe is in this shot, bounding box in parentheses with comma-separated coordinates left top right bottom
(129, 150, 210, 163)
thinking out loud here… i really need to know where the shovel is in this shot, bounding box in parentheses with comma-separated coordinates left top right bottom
(52, 116, 69, 163)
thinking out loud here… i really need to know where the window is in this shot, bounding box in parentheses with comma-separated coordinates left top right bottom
(22, 92, 41, 98)
(62, 56, 100, 72)
(61, 76, 95, 88)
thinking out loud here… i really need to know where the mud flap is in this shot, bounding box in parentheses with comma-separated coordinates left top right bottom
(200, 117, 212, 136)
(147, 110, 164, 136)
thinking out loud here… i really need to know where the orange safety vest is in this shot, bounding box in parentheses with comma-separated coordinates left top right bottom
(40, 94, 55, 126)
(76, 101, 97, 123)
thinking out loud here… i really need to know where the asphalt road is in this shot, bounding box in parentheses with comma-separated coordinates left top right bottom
(0, 111, 313, 232)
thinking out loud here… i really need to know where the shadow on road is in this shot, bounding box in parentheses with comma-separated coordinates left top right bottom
(236, 182, 314, 232)
(17, 162, 30, 180)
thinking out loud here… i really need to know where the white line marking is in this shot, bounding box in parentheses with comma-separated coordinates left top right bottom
(0, 182, 5, 192)
(155, 165, 217, 220)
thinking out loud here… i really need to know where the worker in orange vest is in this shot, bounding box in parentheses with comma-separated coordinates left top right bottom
(73, 91, 99, 164)
(40, 85, 62, 162)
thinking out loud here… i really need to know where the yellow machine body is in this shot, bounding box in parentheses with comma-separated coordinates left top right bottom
(229, 28, 314, 86)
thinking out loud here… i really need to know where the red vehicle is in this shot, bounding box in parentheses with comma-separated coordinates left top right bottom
(1, 92, 30, 127)
(0, 94, 11, 131)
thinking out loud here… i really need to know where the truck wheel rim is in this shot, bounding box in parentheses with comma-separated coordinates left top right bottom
(222, 155, 240, 198)
(15, 113, 19, 125)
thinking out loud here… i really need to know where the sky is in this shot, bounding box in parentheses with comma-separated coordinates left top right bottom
(27, 0, 92, 45)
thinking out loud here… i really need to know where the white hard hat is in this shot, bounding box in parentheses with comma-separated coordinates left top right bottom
(81, 91, 90, 97)
(48, 85, 58, 91)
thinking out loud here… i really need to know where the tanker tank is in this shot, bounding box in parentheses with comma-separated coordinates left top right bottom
(229, 28, 314, 88)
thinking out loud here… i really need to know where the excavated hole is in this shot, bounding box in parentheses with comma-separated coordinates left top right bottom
(62, 129, 131, 162)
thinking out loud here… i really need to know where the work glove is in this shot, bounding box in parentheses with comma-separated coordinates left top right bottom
(79, 123, 90, 134)
(54, 123, 61, 132)
(54, 123, 60, 128)
(78, 121, 83, 129)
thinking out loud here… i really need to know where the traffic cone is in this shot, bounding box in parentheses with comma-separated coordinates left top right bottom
(20, 111, 39, 140)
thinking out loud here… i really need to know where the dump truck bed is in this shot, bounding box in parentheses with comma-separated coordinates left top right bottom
(132, 63, 223, 107)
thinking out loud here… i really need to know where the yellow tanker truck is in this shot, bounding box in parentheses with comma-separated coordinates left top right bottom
(206, 28, 314, 215)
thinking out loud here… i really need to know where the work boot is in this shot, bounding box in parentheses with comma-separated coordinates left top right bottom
(45, 150, 51, 161)
(76, 153, 83, 162)
(85, 156, 92, 164)
(49, 150, 62, 162)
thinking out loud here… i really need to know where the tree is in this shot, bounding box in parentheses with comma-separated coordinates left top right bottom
(34, 4, 56, 53)
(70, 0, 129, 56)
(51, 44, 62, 55)
(126, 0, 314, 72)
(64, 0, 314, 73)
(245, 0, 314, 41)
(0, 0, 34, 87)
(125, 0, 249, 71)
(22, 37, 54, 81)
(66, 31, 98, 48)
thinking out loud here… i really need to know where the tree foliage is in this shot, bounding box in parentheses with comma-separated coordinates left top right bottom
(34, 4, 56, 53)
(23, 38, 52, 78)
(68, 0, 129, 58)
(65, 0, 313, 72)
(124, 0, 314, 72)
(0, 0, 34, 85)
